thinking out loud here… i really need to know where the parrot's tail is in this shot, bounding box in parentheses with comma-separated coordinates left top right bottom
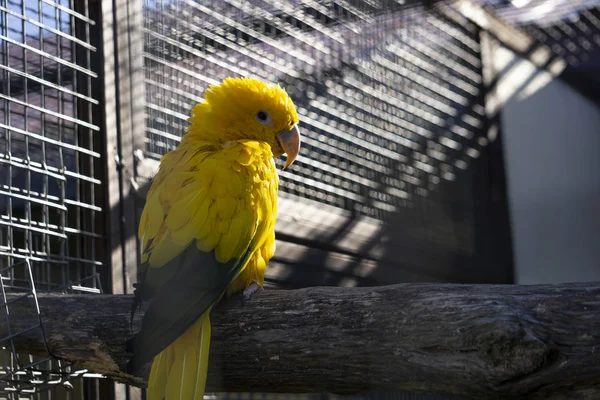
(147, 312, 212, 400)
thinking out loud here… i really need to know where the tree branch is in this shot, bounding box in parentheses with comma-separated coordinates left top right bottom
(3, 283, 600, 399)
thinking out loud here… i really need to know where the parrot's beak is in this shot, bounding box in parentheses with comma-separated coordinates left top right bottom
(277, 124, 301, 170)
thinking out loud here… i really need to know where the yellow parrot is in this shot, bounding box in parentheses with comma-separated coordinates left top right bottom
(126, 76, 301, 400)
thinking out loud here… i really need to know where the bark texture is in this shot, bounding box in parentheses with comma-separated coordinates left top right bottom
(2, 282, 600, 399)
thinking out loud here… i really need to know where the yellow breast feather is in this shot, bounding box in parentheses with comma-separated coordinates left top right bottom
(139, 138, 279, 270)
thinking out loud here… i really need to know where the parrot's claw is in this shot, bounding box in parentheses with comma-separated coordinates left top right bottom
(241, 281, 262, 305)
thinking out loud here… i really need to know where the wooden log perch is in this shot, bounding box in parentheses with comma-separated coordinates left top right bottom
(3, 283, 600, 399)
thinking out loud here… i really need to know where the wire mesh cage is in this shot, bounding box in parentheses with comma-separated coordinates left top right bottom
(483, 0, 600, 66)
(138, 2, 504, 397)
(0, 258, 52, 395)
(0, 0, 102, 291)
(141, 0, 501, 290)
(0, 258, 96, 398)
(0, 0, 597, 397)
(0, 0, 104, 396)
(143, 0, 488, 216)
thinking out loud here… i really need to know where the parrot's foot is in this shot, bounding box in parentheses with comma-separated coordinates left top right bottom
(241, 281, 262, 304)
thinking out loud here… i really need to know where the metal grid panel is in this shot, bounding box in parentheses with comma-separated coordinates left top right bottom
(0, 0, 101, 291)
(142, 0, 489, 222)
(482, 1, 600, 67)
(476, 1, 600, 104)
(0, 0, 103, 395)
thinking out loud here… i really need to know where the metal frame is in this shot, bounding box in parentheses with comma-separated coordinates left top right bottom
(96, 0, 145, 396)
(98, 0, 145, 296)
(1, 0, 107, 394)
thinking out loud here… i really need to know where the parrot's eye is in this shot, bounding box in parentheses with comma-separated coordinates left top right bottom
(255, 110, 272, 126)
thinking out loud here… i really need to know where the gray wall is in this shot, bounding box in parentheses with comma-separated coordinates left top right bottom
(500, 56, 600, 284)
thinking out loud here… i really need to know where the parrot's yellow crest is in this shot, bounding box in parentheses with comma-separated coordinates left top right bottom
(127, 76, 300, 400)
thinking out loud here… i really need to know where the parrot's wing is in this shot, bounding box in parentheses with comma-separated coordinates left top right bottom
(126, 242, 254, 373)
(127, 141, 274, 373)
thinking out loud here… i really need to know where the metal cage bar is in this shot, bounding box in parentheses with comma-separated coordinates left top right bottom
(0, 0, 104, 395)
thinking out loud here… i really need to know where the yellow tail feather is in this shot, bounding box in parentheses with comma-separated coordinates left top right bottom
(147, 312, 212, 400)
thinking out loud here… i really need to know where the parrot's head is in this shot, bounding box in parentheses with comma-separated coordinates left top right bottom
(189, 76, 301, 169)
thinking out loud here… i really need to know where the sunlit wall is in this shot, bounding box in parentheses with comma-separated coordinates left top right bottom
(499, 45, 600, 284)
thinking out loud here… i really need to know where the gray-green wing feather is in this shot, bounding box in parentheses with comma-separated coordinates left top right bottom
(127, 242, 254, 374)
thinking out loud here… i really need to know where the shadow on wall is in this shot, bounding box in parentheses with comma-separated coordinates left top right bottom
(500, 52, 600, 284)
(126, 57, 516, 292)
